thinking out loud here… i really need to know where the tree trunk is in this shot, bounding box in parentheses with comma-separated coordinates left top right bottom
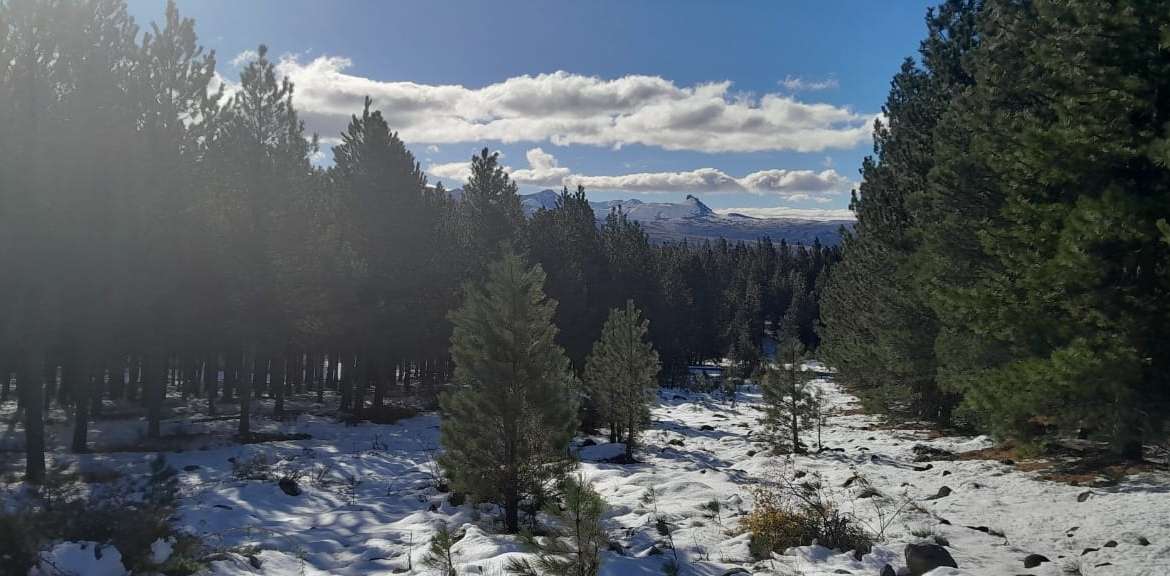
(71, 362, 90, 453)
(205, 356, 217, 416)
(147, 354, 163, 438)
(238, 349, 252, 437)
(21, 350, 46, 484)
(273, 352, 286, 419)
(505, 485, 520, 533)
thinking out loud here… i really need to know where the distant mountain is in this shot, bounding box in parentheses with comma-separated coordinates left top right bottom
(520, 189, 850, 245)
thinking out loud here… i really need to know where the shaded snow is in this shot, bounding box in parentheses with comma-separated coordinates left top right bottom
(5, 372, 1169, 575)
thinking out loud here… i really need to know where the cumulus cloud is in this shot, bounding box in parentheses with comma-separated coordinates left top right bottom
(509, 148, 571, 187)
(266, 55, 872, 153)
(426, 160, 473, 184)
(428, 148, 853, 201)
(780, 75, 839, 92)
(715, 206, 855, 221)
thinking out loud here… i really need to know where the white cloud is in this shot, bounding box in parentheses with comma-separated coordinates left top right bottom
(780, 75, 839, 92)
(230, 49, 259, 68)
(426, 144, 440, 153)
(428, 148, 854, 201)
(269, 56, 873, 153)
(715, 206, 854, 221)
(509, 148, 571, 187)
(426, 160, 473, 184)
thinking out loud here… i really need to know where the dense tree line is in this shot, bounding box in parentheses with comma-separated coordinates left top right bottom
(0, 0, 833, 484)
(820, 0, 1170, 458)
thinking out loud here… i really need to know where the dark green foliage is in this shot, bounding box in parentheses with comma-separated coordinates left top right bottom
(820, 0, 1170, 455)
(423, 522, 458, 576)
(526, 187, 610, 372)
(440, 250, 579, 533)
(507, 475, 607, 576)
(584, 300, 660, 454)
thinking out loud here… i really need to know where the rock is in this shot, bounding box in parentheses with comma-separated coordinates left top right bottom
(1138, 536, 1150, 546)
(1081, 548, 1098, 555)
(1077, 491, 1092, 502)
(912, 463, 933, 472)
(580, 438, 597, 447)
(607, 542, 625, 555)
(278, 477, 302, 496)
(248, 555, 262, 569)
(967, 525, 990, 533)
(937, 517, 951, 526)
(933, 535, 950, 547)
(925, 486, 952, 500)
(668, 439, 685, 446)
(1104, 540, 1118, 548)
(905, 543, 958, 576)
(1095, 562, 1113, 567)
(942, 470, 952, 476)
(1000, 459, 1015, 466)
(213, 504, 233, 510)
(1023, 554, 1049, 568)
(833, 570, 852, 574)
(746, 450, 756, 457)
(879, 565, 896, 576)
(912, 444, 957, 462)
(700, 425, 716, 431)
(183, 464, 200, 472)
(720, 569, 751, 576)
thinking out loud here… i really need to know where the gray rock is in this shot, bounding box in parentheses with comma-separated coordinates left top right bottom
(720, 569, 750, 576)
(905, 543, 958, 576)
(1023, 553, 1049, 568)
(278, 477, 302, 496)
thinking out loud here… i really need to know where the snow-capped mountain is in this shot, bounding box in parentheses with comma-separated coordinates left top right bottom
(520, 189, 850, 245)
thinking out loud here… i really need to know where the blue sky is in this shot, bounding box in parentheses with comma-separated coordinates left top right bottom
(127, 0, 936, 217)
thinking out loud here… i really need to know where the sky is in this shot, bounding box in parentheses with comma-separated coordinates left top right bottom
(127, 0, 937, 218)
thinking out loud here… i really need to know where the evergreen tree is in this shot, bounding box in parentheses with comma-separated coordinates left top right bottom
(461, 148, 524, 273)
(763, 309, 814, 453)
(525, 186, 608, 373)
(440, 250, 579, 533)
(507, 475, 608, 576)
(818, 0, 978, 423)
(923, 0, 1170, 456)
(583, 300, 660, 457)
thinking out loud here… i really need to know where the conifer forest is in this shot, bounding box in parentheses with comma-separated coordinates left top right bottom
(1, 1, 1168, 575)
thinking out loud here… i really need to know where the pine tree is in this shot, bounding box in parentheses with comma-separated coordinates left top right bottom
(507, 475, 607, 576)
(818, 0, 978, 423)
(461, 148, 524, 273)
(923, 0, 1170, 456)
(763, 307, 814, 454)
(440, 250, 579, 533)
(583, 300, 660, 457)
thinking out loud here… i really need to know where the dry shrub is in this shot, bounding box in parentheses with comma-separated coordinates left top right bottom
(741, 465, 873, 559)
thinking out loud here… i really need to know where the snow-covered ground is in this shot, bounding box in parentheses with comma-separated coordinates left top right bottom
(4, 369, 1168, 575)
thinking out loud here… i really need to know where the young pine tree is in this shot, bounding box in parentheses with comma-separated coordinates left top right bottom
(507, 475, 608, 576)
(763, 307, 815, 454)
(583, 300, 660, 458)
(440, 250, 579, 533)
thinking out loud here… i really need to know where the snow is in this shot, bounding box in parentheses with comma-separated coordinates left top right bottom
(150, 537, 175, 565)
(32, 541, 127, 576)
(4, 368, 1169, 575)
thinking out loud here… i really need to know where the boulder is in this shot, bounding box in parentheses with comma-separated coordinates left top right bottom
(905, 543, 958, 576)
(924, 486, 952, 500)
(1104, 540, 1118, 548)
(278, 477, 302, 496)
(1023, 553, 1049, 568)
(700, 424, 716, 431)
